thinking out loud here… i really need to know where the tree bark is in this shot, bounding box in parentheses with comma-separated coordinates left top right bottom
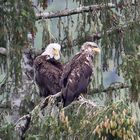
(14, 82, 129, 139)
(90, 83, 129, 94)
(35, 1, 137, 20)
(36, 3, 116, 19)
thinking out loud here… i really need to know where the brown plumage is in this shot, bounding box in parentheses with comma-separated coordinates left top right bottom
(34, 42, 100, 107)
(34, 56, 63, 97)
(61, 42, 100, 107)
(34, 43, 63, 97)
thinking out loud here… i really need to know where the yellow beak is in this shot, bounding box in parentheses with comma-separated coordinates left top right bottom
(53, 48, 59, 56)
(93, 48, 100, 53)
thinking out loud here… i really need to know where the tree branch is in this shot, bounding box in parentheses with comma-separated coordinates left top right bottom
(36, 3, 116, 19)
(90, 82, 130, 94)
(87, 20, 140, 41)
(14, 82, 129, 139)
(36, 1, 137, 20)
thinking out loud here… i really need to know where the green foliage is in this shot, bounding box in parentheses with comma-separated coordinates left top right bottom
(121, 54, 140, 101)
(23, 101, 139, 140)
(0, 110, 15, 140)
(0, 123, 15, 140)
(1, 0, 36, 45)
(93, 102, 137, 140)
(0, 0, 37, 87)
(0, 0, 140, 139)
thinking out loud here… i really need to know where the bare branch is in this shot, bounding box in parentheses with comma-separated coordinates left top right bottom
(40, 91, 62, 109)
(36, 3, 116, 19)
(90, 82, 130, 94)
(35, 2, 137, 20)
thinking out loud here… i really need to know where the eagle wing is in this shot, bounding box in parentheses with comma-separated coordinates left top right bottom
(34, 55, 63, 97)
(61, 53, 93, 106)
(60, 53, 81, 88)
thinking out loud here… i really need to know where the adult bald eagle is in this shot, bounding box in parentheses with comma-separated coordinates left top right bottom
(34, 43, 63, 97)
(61, 42, 100, 107)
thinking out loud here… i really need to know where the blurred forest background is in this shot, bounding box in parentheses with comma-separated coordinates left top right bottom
(0, 0, 140, 140)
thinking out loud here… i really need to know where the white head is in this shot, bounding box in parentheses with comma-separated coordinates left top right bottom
(81, 42, 100, 53)
(41, 43, 61, 60)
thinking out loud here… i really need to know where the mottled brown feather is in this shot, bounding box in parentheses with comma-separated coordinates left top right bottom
(61, 51, 94, 107)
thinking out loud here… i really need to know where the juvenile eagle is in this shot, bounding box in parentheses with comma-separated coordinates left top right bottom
(61, 42, 100, 107)
(34, 43, 63, 97)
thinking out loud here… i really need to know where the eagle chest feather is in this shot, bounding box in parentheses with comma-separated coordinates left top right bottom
(73, 53, 93, 78)
(34, 55, 63, 97)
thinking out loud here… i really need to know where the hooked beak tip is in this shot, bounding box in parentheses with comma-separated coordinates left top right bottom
(93, 48, 101, 53)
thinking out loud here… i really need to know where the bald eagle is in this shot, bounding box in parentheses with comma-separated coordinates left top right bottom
(34, 43, 63, 97)
(61, 42, 100, 107)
